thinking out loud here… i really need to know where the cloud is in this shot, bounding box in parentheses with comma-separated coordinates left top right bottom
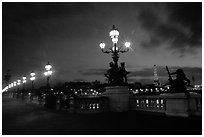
(73, 78, 86, 82)
(78, 68, 107, 76)
(137, 3, 201, 56)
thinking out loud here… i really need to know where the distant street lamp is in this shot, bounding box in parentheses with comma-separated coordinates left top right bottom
(30, 71, 36, 91)
(10, 83, 14, 97)
(17, 80, 21, 91)
(13, 81, 17, 97)
(22, 76, 27, 91)
(13, 81, 17, 89)
(8, 84, 11, 91)
(99, 25, 131, 68)
(44, 62, 52, 89)
(11, 83, 13, 88)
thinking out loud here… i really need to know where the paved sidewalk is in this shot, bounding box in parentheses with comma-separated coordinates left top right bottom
(2, 97, 202, 135)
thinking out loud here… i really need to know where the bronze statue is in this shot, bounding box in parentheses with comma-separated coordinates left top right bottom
(105, 62, 116, 84)
(119, 62, 130, 83)
(105, 62, 130, 86)
(166, 66, 190, 92)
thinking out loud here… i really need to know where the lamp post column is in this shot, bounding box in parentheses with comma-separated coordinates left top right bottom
(30, 71, 36, 95)
(47, 76, 50, 89)
(44, 62, 52, 92)
(112, 43, 119, 69)
(31, 81, 34, 91)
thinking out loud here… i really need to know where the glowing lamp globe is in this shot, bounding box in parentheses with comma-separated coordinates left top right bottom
(30, 77, 35, 81)
(45, 62, 52, 71)
(99, 42, 105, 49)
(17, 80, 21, 85)
(112, 46, 119, 51)
(112, 37, 118, 44)
(109, 25, 119, 39)
(30, 71, 35, 77)
(23, 76, 26, 80)
(23, 80, 26, 83)
(125, 42, 131, 48)
(44, 72, 48, 76)
(48, 70, 52, 75)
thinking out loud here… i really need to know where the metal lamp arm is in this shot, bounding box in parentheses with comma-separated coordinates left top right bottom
(102, 48, 112, 54)
(119, 48, 129, 53)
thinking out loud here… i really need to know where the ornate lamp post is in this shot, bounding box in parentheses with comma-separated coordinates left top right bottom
(100, 25, 131, 68)
(30, 71, 36, 91)
(44, 62, 53, 108)
(100, 25, 131, 85)
(13, 81, 17, 98)
(22, 76, 27, 91)
(44, 62, 52, 89)
(10, 83, 13, 98)
(8, 84, 11, 92)
(17, 80, 21, 91)
(99, 26, 132, 112)
(17, 80, 22, 98)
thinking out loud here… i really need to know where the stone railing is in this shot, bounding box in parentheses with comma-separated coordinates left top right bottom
(130, 95, 166, 113)
(130, 92, 202, 117)
(23, 95, 46, 106)
(70, 96, 109, 114)
(4, 89, 201, 117)
(186, 93, 202, 116)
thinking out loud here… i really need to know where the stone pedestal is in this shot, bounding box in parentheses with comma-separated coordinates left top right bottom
(102, 86, 131, 112)
(161, 93, 193, 117)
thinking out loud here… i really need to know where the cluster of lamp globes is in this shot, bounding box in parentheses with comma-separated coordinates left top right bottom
(4, 62, 53, 92)
(99, 25, 131, 53)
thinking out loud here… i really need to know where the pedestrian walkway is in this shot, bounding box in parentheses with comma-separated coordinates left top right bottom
(2, 97, 202, 135)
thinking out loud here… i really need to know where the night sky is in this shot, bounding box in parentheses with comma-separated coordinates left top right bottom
(2, 2, 202, 88)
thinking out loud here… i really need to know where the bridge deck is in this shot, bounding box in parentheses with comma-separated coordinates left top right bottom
(2, 97, 201, 135)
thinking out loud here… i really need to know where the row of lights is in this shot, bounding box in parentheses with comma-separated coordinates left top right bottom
(4, 62, 53, 92)
(4, 25, 130, 92)
(130, 87, 170, 94)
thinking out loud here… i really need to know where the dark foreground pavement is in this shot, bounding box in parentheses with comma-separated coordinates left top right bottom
(2, 97, 202, 135)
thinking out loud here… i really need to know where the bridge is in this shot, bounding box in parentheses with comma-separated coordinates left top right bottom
(2, 88, 202, 135)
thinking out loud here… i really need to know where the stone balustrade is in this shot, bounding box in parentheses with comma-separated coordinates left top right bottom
(130, 92, 202, 117)
(4, 90, 201, 117)
(130, 95, 166, 113)
(72, 96, 109, 114)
